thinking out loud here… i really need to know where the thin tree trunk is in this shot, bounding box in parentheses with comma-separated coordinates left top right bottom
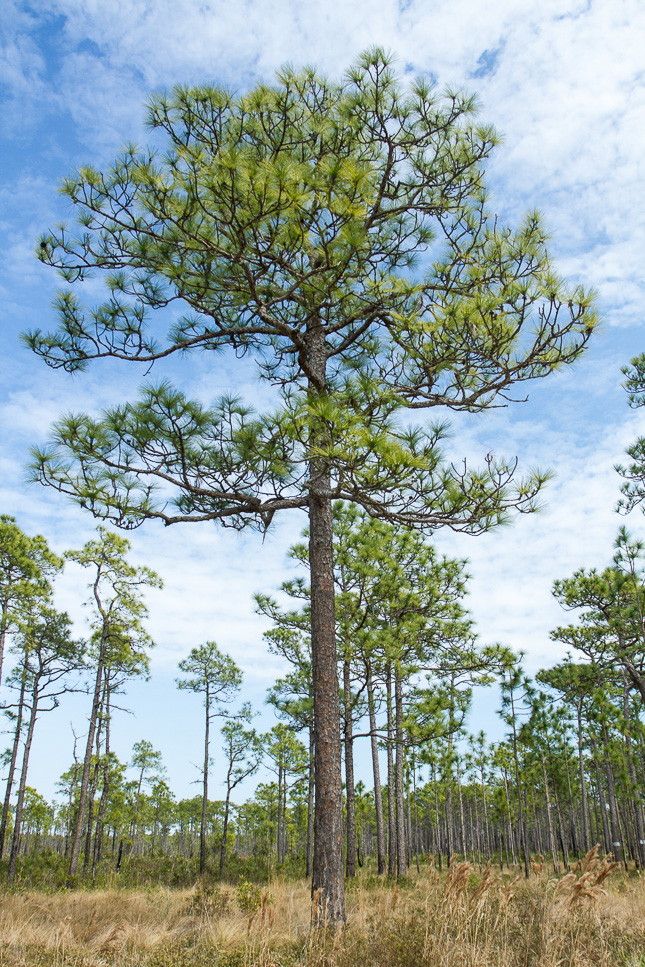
(394, 664, 406, 877)
(601, 723, 625, 866)
(576, 701, 591, 853)
(69, 622, 108, 878)
(622, 673, 645, 867)
(456, 761, 467, 860)
(200, 683, 210, 875)
(366, 664, 386, 875)
(386, 664, 396, 875)
(306, 723, 314, 878)
(93, 679, 112, 873)
(480, 764, 491, 859)
(219, 786, 232, 874)
(8, 686, 38, 883)
(554, 786, 570, 870)
(0, 608, 9, 687)
(411, 754, 420, 873)
(276, 763, 283, 862)
(83, 701, 103, 873)
(508, 686, 530, 878)
(343, 654, 357, 877)
(542, 756, 559, 873)
(0, 668, 27, 857)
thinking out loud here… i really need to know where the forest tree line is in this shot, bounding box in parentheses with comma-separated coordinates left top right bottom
(2, 492, 645, 887)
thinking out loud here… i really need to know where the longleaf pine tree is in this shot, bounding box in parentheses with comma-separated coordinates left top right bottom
(27, 51, 595, 922)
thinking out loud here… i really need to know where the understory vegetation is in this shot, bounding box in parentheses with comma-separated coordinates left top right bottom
(0, 852, 643, 967)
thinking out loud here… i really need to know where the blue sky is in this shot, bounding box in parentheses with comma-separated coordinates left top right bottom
(1, 0, 644, 803)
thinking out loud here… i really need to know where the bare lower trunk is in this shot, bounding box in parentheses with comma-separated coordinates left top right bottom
(542, 756, 559, 873)
(308, 318, 345, 925)
(276, 764, 283, 862)
(394, 664, 406, 877)
(93, 681, 111, 874)
(590, 740, 611, 853)
(200, 684, 210, 875)
(0, 670, 27, 857)
(8, 688, 38, 883)
(623, 673, 645, 868)
(386, 665, 396, 876)
(344, 655, 356, 878)
(601, 723, 625, 867)
(306, 724, 314, 879)
(309, 461, 345, 924)
(576, 701, 591, 853)
(367, 664, 386, 874)
(219, 788, 232, 874)
(69, 624, 107, 878)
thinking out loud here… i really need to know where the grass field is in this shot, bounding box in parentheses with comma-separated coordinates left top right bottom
(0, 851, 643, 966)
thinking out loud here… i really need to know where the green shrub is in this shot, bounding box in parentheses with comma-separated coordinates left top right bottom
(235, 879, 263, 913)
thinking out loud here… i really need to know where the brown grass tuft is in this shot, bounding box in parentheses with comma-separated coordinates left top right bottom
(0, 859, 640, 967)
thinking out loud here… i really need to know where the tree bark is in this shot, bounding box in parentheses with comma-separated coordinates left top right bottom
(622, 673, 645, 867)
(542, 756, 559, 873)
(0, 668, 27, 857)
(200, 682, 210, 875)
(385, 664, 396, 875)
(8, 684, 38, 883)
(576, 699, 591, 853)
(306, 724, 314, 879)
(601, 722, 626, 867)
(219, 786, 232, 874)
(308, 319, 345, 925)
(276, 762, 283, 862)
(69, 622, 107, 878)
(394, 664, 406, 877)
(343, 653, 357, 878)
(366, 663, 386, 874)
(93, 678, 111, 873)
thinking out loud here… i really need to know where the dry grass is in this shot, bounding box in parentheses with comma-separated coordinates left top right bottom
(0, 851, 643, 966)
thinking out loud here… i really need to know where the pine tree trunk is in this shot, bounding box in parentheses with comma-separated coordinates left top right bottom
(385, 664, 396, 876)
(219, 787, 232, 874)
(412, 757, 421, 873)
(508, 688, 530, 878)
(69, 622, 108, 878)
(343, 654, 357, 877)
(432, 761, 442, 870)
(306, 723, 315, 878)
(308, 318, 345, 925)
(622, 673, 645, 867)
(576, 700, 591, 853)
(480, 766, 491, 859)
(394, 664, 406, 877)
(276, 763, 283, 862)
(8, 685, 38, 883)
(366, 665, 386, 875)
(83, 705, 103, 873)
(200, 683, 210, 875)
(600, 723, 624, 865)
(542, 756, 559, 873)
(93, 680, 112, 873)
(0, 607, 9, 687)
(456, 764, 467, 861)
(0, 668, 27, 857)
(554, 787, 570, 870)
(83, 764, 99, 873)
(502, 768, 517, 867)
